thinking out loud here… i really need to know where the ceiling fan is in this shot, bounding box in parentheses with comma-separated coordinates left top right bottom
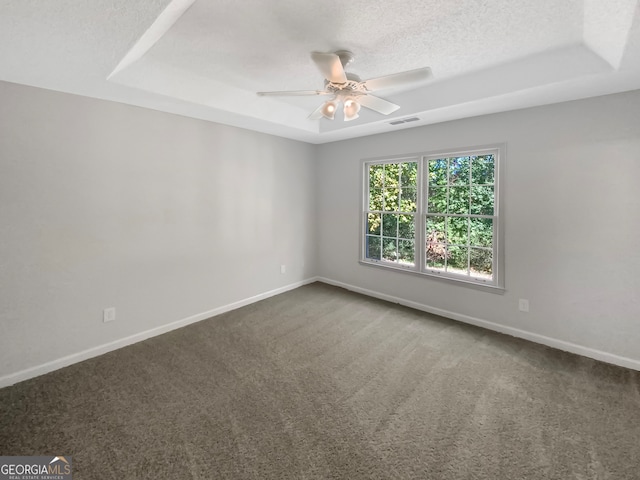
(257, 50, 432, 121)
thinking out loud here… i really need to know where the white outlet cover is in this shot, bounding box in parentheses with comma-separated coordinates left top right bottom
(518, 299, 530, 312)
(103, 307, 116, 322)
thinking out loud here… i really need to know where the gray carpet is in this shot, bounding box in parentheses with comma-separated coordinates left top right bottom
(1, 282, 639, 479)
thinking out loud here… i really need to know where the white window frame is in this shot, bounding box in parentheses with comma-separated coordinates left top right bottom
(360, 145, 505, 292)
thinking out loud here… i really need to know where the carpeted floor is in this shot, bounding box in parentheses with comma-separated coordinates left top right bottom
(1, 282, 639, 479)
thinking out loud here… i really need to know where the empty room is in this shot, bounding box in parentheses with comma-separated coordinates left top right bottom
(1, 0, 639, 479)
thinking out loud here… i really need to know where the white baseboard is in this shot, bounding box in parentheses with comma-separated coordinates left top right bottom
(316, 277, 640, 372)
(0, 277, 320, 389)
(4, 275, 636, 389)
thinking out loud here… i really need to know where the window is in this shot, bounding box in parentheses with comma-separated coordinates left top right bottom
(365, 161, 418, 266)
(362, 146, 503, 289)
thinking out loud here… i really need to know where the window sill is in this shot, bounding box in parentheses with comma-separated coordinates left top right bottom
(359, 259, 506, 294)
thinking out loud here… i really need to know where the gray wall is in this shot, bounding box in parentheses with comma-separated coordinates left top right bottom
(2, 80, 640, 382)
(0, 81, 316, 379)
(316, 90, 640, 363)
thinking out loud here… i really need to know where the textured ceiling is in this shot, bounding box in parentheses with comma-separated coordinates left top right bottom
(1, 0, 639, 143)
(149, 0, 584, 91)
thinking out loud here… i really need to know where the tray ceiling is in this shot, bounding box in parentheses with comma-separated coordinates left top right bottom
(1, 0, 639, 143)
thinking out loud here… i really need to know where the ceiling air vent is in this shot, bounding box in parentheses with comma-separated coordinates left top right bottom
(389, 117, 420, 126)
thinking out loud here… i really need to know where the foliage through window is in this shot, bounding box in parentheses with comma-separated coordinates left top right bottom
(366, 162, 418, 266)
(363, 147, 502, 288)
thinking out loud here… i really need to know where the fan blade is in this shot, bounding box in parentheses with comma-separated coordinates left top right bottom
(363, 67, 432, 92)
(357, 95, 400, 115)
(257, 90, 330, 96)
(311, 52, 347, 84)
(308, 103, 325, 120)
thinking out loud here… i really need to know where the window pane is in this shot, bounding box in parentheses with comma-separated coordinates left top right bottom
(382, 238, 397, 261)
(398, 214, 415, 240)
(470, 247, 492, 278)
(369, 164, 384, 190)
(427, 186, 447, 214)
(367, 213, 381, 236)
(382, 213, 398, 237)
(426, 243, 446, 270)
(447, 245, 469, 274)
(383, 187, 400, 211)
(471, 155, 494, 185)
(449, 156, 470, 185)
(384, 163, 400, 188)
(429, 159, 447, 185)
(366, 236, 381, 260)
(398, 240, 415, 265)
(426, 216, 446, 242)
(426, 214, 446, 270)
(369, 188, 383, 211)
(470, 218, 493, 248)
(448, 186, 470, 214)
(401, 162, 418, 187)
(400, 188, 417, 212)
(447, 217, 469, 246)
(470, 186, 494, 215)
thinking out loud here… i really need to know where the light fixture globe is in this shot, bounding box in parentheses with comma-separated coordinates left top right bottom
(343, 97, 361, 121)
(321, 99, 338, 120)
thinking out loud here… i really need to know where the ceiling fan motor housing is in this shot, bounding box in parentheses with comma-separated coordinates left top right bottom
(324, 75, 366, 96)
(324, 51, 365, 95)
(335, 50, 355, 68)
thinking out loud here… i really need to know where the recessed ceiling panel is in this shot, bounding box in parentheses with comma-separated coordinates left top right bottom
(145, 0, 585, 92)
(1, 0, 639, 143)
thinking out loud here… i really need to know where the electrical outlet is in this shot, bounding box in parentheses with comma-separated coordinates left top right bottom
(280, 265, 286, 274)
(518, 299, 529, 313)
(103, 307, 116, 323)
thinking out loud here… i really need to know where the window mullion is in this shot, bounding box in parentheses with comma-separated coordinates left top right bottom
(396, 168, 400, 263)
(364, 165, 369, 262)
(445, 159, 450, 273)
(417, 158, 425, 272)
(467, 157, 472, 275)
(493, 213, 498, 284)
